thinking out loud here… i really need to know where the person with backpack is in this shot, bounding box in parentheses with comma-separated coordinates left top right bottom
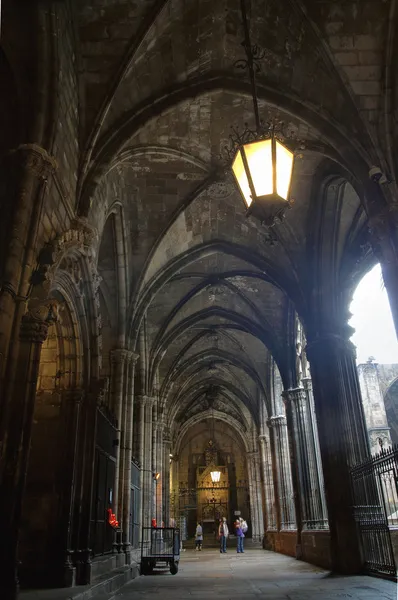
(235, 517, 247, 553)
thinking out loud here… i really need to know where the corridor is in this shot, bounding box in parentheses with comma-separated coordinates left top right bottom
(114, 550, 396, 600)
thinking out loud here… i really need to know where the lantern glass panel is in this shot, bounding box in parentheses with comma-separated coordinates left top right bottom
(232, 149, 252, 207)
(276, 140, 294, 201)
(210, 470, 221, 483)
(244, 139, 273, 198)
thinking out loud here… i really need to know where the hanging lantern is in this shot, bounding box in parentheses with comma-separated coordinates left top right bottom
(232, 135, 294, 225)
(228, 0, 297, 227)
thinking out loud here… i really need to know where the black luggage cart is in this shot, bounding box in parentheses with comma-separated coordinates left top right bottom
(141, 527, 180, 575)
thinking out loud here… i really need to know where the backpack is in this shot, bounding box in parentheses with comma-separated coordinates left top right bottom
(241, 520, 248, 533)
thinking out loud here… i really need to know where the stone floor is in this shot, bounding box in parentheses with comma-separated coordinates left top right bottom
(114, 549, 397, 600)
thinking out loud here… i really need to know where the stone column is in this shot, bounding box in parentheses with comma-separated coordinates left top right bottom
(121, 353, 139, 561)
(368, 206, 398, 338)
(306, 334, 370, 573)
(155, 421, 164, 524)
(52, 389, 83, 587)
(258, 434, 277, 531)
(140, 396, 154, 529)
(284, 386, 328, 532)
(0, 302, 56, 600)
(302, 378, 328, 529)
(0, 145, 57, 426)
(162, 432, 172, 526)
(282, 389, 304, 555)
(269, 415, 296, 530)
(252, 451, 264, 542)
(75, 378, 108, 585)
(110, 348, 129, 538)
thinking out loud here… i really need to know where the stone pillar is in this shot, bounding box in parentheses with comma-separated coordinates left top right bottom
(282, 389, 304, 555)
(170, 454, 179, 524)
(110, 348, 129, 539)
(121, 353, 139, 561)
(155, 421, 164, 524)
(75, 378, 108, 585)
(55, 389, 83, 586)
(0, 145, 57, 424)
(0, 302, 56, 600)
(269, 415, 296, 530)
(368, 206, 398, 338)
(302, 378, 328, 529)
(357, 362, 393, 454)
(163, 432, 172, 526)
(139, 396, 154, 528)
(258, 434, 277, 531)
(247, 452, 257, 537)
(306, 334, 370, 573)
(252, 451, 264, 541)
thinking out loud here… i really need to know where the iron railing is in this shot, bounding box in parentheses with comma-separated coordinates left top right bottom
(351, 444, 398, 579)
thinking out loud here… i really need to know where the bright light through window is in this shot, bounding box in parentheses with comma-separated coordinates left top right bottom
(350, 264, 398, 363)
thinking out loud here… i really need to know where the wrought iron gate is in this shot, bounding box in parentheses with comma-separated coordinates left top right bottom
(351, 445, 398, 579)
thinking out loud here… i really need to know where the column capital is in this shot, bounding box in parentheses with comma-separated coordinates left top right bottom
(301, 377, 313, 393)
(368, 203, 398, 245)
(305, 332, 356, 359)
(127, 351, 140, 364)
(137, 395, 155, 407)
(20, 301, 58, 343)
(61, 388, 84, 404)
(111, 348, 130, 364)
(246, 450, 259, 459)
(9, 143, 57, 178)
(258, 434, 269, 444)
(267, 415, 286, 429)
(282, 388, 307, 405)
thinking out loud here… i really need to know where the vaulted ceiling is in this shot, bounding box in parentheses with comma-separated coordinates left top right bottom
(83, 0, 390, 435)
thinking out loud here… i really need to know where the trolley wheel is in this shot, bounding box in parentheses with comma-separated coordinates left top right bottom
(141, 561, 154, 576)
(170, 561, 178, 575)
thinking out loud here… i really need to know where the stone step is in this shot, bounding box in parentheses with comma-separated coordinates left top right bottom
(20, 563, 139, 600)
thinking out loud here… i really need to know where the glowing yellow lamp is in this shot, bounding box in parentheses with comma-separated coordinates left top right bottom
(232, 137, 294, 214)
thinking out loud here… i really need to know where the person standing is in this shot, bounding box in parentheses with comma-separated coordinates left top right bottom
(218, 517, 229, 553)
(235, 519, 245, 553)
(195, 522, 203, 551)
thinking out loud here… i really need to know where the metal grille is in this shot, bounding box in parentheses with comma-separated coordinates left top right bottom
(351, 445, 398, 579)
(141, 527, 180, 559)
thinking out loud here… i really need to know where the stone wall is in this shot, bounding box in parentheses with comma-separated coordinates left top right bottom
(358, 362, 395, 454)
(301, 531, 332, 570)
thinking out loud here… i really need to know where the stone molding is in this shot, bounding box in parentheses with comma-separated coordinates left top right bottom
(9, 143, 57, 179)
(137, 395, 155, 407)
(368, 204, 398, 246)
(129, 351, 140, 364)
(19, 317, 51, 344)
(110, 348, 130, 364)
(282, 388, 307, 405)
(301, 377, 313, 392)
(258, 434, 269, 444)
(268, 415, 286, 428)
(305, 332, 356, 359)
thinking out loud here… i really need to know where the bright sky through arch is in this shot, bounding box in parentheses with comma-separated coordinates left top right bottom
(350, 263, 398, 364)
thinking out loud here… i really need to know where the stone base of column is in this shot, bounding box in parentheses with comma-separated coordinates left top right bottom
(295, 543, 302, 560)
(77, 549, 92, 585)
(123, 542, 132, 564)
(19, 558, 76, 589)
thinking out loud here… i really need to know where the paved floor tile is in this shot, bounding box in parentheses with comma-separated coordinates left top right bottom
(114, 549, 397, 600)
